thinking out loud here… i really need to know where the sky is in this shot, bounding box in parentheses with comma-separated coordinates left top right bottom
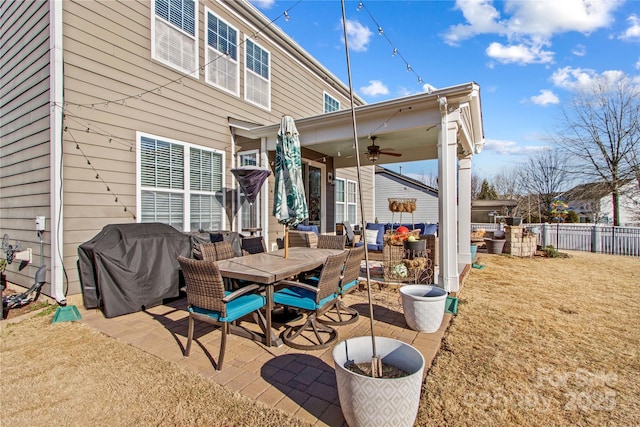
(249, 0, 640, 182)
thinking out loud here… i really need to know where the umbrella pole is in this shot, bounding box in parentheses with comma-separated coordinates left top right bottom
(284, 225, 289, 258)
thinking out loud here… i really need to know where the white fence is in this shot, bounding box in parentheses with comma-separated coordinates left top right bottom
(471, 223, 640, 257)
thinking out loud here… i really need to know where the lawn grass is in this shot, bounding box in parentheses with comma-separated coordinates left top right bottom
(1, 250, 638, 426)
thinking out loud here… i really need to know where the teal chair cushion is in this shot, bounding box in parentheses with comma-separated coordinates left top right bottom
(189, 292, 265, 322)
(273, 286, 337, 311)
(341, 279, 358, 294)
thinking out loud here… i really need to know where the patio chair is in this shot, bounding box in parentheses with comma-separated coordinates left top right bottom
(317, 234, 346, 250)
(342, 221, 358, 247)
(287, 230, 318, 248)
(177, 256, 266, 370)
(273, 250, 348, 350)
(318, 245, 364, 325)
(201, 241, 242, 289)
(241, 236, 266, 255)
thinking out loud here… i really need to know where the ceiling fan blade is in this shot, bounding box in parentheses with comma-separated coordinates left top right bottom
(380, 151, 402, 157)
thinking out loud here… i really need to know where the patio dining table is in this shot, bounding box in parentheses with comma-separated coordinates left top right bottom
(216, 247, 346, 347)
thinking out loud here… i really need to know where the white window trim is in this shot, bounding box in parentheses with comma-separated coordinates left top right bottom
(335, 177, 346, 224)
(243, 35, 271, 111)
(335, 177, 358, 226)
(347, 179, 358, 225)
(204, 7, 240, 96)
(136, 131, 225, 232)
(236, 149, 260, 231)
(151, 0, 199, 78)
(323, 91, 340, 113)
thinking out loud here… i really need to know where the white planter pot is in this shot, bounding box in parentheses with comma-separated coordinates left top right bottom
(400, 285, 447, 333)
(333, 336, 424, 427)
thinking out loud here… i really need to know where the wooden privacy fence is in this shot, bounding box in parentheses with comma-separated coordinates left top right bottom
(471, 223, 640, 257)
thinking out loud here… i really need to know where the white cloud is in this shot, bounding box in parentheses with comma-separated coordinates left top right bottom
(550, 66, 627, 91)
(249, 0, 275, 9)
(571, 44, 586, 57)
(444, 0, 623, 64)
(341, 19, 373, 52)
(486, 41, 554, 65)
(636, 58, 640, 70)
(360, 80, 389, 97)
(530, 89, 560, 106)
(619, 14, 640, 41)
(482, 138, 550, 156)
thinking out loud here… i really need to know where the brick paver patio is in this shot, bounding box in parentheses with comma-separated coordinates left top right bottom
(79, 282, 454, 426)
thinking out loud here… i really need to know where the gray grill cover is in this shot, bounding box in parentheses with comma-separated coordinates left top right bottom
(78, 223, 191, 318)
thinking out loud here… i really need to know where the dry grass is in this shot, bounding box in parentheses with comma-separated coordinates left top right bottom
(1, 251, 638, 426)
(417, 251, 639, 426)
(0, 316, 310, 426)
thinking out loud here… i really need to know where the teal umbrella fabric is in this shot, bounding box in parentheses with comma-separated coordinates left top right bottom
(273, 115, 308, 227)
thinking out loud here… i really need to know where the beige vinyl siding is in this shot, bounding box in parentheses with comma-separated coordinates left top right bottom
(0, 0, 52, 290)
(55, 0, 357, 294)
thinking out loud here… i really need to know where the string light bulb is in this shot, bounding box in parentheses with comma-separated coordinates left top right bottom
(284, 10, 290, 22)
(406, 64, 412, 72)
(357, 2, 363, 11)
(417, 76, 423, 84)
(392, 48, 398, 57)
(378, 26, 383, 35)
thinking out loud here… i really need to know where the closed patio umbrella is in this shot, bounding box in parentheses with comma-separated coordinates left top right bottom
(273, 115, 308, 258)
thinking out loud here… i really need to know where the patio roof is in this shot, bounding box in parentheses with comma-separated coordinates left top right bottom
(234, 81, 484, 168)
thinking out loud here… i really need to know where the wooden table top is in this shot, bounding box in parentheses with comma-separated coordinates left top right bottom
(216, 247, 346, 284)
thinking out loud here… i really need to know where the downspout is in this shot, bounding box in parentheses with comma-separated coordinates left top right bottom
(49, 0, 65, 304)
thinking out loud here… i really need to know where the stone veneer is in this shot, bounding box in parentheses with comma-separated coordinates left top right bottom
(504, 226, 537, 257)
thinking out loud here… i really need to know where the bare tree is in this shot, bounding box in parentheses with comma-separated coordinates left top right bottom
(555, 76, 640, 226)
(517, 148, 571, 222)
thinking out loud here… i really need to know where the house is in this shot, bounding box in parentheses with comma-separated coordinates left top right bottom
(564, 181, 640, 226)
(374, 165, 438, 224)
(1, 0, 484, 302)
(471, 199, 518, 224)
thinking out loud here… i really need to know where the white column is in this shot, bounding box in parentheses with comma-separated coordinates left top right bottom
(458, 155, 472, 265)
(437, 97, 460, 293)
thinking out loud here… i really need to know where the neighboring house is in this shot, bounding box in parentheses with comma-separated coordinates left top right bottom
(1, 0, 484, 298)
(471, 200, 518, 224)
(564, 181, 640, 226)
(374, 166, 438, 224)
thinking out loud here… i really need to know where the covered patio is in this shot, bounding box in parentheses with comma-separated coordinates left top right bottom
(235, 82, 484, 293)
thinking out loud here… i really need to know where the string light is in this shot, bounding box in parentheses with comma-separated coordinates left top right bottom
(284, 10, 290, 22)
(357, 1, 429, 88)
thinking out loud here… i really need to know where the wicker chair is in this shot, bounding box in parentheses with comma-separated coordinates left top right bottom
(287, 230, 318, 248)
(318, 245, 364, 325)
(177, 256, 266, 370)
(317, 234, 346, 250)
(273, 250, 348, 350)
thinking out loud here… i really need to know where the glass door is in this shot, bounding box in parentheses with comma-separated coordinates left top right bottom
(302, 161, 325, 232)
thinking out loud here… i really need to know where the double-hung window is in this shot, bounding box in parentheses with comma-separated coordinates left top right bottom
(205, 10, 239, 95)
(244, 38, 271, 110)
(324, 92, 340, 113)
(335, 178, 357, 225)
(152, 0, 198, 77)
(138, 133, 224, 232)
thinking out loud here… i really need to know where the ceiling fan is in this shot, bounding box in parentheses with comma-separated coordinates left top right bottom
(366, 136, 401, 163)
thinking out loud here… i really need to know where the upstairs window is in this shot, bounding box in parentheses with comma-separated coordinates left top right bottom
(324, 93, 340, 113)
(152, 0, 198, 77)
(245, 38, 270, 110)
(205, 10, 239, 95)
